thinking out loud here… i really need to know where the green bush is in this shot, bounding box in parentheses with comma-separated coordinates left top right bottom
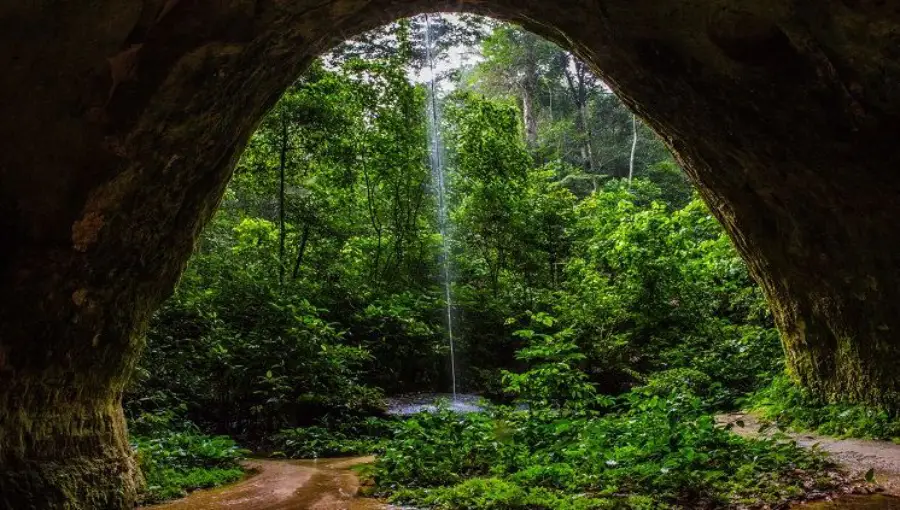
(130, 276, 385, 437)
(373, 392, 837, 509)
(132, 427, 249, 504)
(749, 374, 900, 440)
(641, 368, 714, 399)
(269, 416, 397, 458)
(557, 185, 782, 400)
(391, 477, 633, 510)
(502, 318, 610, 412)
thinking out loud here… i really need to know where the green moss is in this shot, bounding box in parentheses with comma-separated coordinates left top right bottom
(0, 456, 139, 510)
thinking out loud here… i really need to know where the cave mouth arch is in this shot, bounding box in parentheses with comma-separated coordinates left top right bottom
(3, 1, 900, 508)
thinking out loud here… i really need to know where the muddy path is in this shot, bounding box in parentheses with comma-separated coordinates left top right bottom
(719, 412, 900, 499)
(145, 457, 391, 510)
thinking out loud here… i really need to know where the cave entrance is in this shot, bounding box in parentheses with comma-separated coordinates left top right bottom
(3, 2, 900, 508)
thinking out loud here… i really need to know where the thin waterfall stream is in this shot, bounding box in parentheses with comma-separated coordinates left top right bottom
(424, 13, 457, 402)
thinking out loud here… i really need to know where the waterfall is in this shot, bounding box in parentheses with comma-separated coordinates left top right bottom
(424, 13, 457, 402)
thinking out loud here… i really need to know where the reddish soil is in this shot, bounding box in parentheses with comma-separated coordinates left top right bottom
(145, 457, 389, 510)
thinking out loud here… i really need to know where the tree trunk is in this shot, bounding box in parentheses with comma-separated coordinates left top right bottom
(521, 84, 539, 147)
(278, 112, 288, 286)
(563, 60, 597, 173)
(292, 224, 312, 279)
(580, 103, 596, 172)
(521, 46, 540, 147)
(628, 114, 637, 184)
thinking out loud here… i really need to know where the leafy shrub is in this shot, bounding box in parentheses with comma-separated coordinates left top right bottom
(130, 271, 384, 438)
(132, 427, 248, 504)
(502, 317, 610, 412)
(749, 375, 900, 440)
(270, 426, 374, 458)
(376, 408, 506, 488)
(127, 407, 195, 438)
(641, 368, 714, 399)
(557, 186, 783, 401)
(373, 392, 837, 509)
(269, 416, 397, 458)
(391, 477, 631, 510)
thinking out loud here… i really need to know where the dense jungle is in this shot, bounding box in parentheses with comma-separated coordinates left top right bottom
(123, 16, 900, 510)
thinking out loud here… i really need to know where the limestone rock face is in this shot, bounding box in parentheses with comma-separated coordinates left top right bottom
(2, 1, 900, 507)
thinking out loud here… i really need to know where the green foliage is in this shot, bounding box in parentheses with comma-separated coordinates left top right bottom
(373, 392, 836, 509)
(269, 416, 397, 458)
(471, 22, 677, 183)
(749, 375, 900, 441)
(130, 54, 781, 443)
(270, 427, 379, 459)
(391, 477, 633, 510)
(129, 270, 383, 436)
(502, 316, 608, 411)
(121, 19, 852, 509)
(129, 40, 442, 436)
(132, 420, 248, 504)
(641, 368, 716, 401)
(368, 308, 826, 508)
(557, 182, 781, 402)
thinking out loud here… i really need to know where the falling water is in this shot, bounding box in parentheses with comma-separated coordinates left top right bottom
(424, 13, 457, 402)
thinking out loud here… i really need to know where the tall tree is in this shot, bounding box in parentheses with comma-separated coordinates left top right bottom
(473, 26, 555, 147)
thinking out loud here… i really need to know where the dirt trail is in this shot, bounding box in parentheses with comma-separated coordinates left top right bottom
(145, 457, 390, 510)
(719, 412, 900, 498)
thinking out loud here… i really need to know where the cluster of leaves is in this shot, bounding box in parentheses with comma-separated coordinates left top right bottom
(554, 183, 784, 404)
(253, 321, 841, 509)
(469, 23, 676, 183)
(131, 412, 249, 504)
(501, 325, 604, 412)
(127, 30, 444, 438)
(372, 393, 838, 509)
(749, 375, 900, 441)
(128, 262, 383, 437)
(128, 12, 782, 432)
(269, 416, 398, 458)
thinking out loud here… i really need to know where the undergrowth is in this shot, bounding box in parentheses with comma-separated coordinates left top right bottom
(365, 391, 839, 509)
(270, 415, 396, 458)
(130, 411, 249, 504)
(749, 374, 900, 441)
(264, 326, 842, 509)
